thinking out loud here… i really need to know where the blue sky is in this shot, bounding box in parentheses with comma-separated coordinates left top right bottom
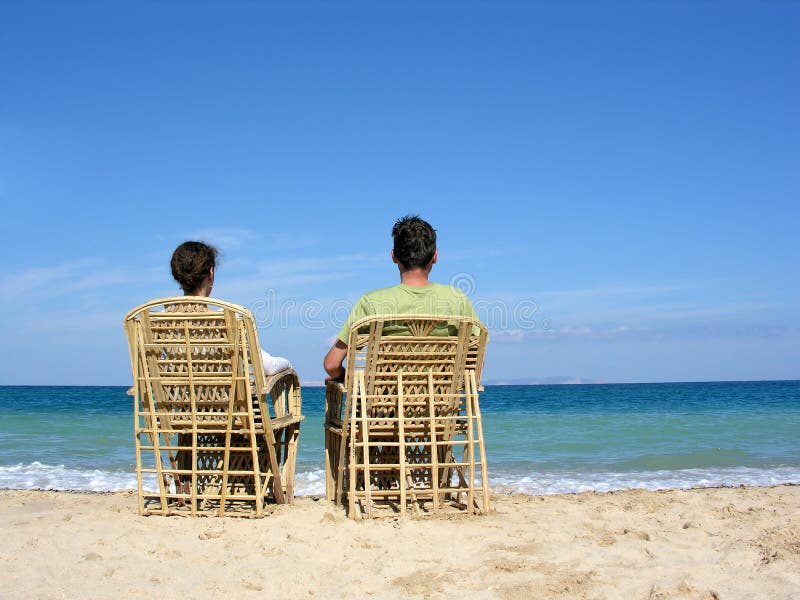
(1, 2, 797, 385)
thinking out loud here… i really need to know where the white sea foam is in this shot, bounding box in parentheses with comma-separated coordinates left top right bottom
(2, 462, 799, 496)
(0, 462, 331, 495)
(488, 466, 800, 495)
(0, 462, 139, 492)
(292, 469, 327, 496)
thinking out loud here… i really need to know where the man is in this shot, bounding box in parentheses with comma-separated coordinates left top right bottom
(323, 215, 478, 383)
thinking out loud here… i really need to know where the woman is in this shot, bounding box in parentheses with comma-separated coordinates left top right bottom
(170, 241, 292, 375)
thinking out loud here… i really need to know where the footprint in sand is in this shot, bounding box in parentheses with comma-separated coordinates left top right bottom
(393, 567, 454, 595)
(621, 528, 651, 541)
(198, 530, 224, 540)
(490, 558, 527, 572)
(320, 511, 341, 524)
(242, 581, 263, 591)
(146, 549, 182, 559)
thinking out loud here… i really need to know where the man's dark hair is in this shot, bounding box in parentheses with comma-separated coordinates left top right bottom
(392, 215, 437, 269)
(170, 241, 218, 294)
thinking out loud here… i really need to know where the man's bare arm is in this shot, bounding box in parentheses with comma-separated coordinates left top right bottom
(323, 340, 348, 383)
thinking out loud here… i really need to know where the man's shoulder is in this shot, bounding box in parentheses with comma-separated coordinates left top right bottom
(358, 285, 405, 302)
(430, 282, 464, 294)
(428, 282, 470, 300)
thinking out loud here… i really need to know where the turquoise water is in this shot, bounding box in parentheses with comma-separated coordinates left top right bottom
(1, 381, 798, 495)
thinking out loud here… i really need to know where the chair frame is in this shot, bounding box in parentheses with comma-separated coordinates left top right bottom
(324, 314, 489, 518)
(124, 297, 303, 517)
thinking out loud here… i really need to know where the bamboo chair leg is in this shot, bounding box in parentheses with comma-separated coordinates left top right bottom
(427, 371, 440, 513)
(397, 373, 406, 516)
(465, 378, 476, 515)
(283, 424, 300, 503)
(347, 374, 363, 519)
(405, 474, 422, 516)
(359, 383, 373, 519)
(471, 371, 490, 512)
(325, 383, 343, 502)
(324, 430, 337, 502)
(340, 387, 355, 513)
(166, 443, 185, 509)
(264, 434, 285, 506)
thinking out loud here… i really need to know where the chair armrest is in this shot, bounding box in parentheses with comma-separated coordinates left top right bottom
(260, 368, 302, 418)
(261, 367, 297, 392)
(271, 413, 305, 430)
(326, 381, 345, 394)
(325, 380, 346, 427)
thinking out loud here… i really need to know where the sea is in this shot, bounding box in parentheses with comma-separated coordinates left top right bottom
(1, 381, 798, 496)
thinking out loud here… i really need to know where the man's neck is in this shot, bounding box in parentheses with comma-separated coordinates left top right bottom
(399, 269, 431, 286)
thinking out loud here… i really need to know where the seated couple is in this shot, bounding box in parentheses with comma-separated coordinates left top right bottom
(170, 215, 479, 380)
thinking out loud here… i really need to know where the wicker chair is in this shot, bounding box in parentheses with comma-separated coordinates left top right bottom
(325, 315, 489, 518)
(124, 297, 303, 517)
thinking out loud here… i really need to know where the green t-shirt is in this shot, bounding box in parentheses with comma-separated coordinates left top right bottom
(336, 283, 478, 344)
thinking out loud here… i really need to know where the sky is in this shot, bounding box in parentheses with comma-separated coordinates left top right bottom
(1, 2, 798, 385)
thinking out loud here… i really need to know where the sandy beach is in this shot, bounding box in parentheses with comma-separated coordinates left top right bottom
(2, 485, 798, 599)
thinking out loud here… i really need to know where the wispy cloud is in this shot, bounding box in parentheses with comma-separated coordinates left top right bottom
(19, 308, 123, 334)
(528, 282, 706, 306)
(0, 259, 142, 300)
(0, 260, 91, 298)
(444, 244, 524, 263)
(221, 252, 386, 295)
(178, 228, 322, 253)
(456, 282, 709, 326)
(180, 227, 261, 250)
(539, 300, 782, 328)
(487, 322, 799, 343)
(470, 279, 794, 344)
(490, 329, 525, 343)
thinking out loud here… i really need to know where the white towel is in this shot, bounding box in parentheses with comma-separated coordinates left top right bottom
(260, 349, 292, 375)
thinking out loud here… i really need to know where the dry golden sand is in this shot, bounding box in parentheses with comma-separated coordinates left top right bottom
(2, 486, 799, 599)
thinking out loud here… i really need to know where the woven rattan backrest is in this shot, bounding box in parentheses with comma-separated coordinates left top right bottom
(344, 314, 488, 399)
(125, 297, 267, 431)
